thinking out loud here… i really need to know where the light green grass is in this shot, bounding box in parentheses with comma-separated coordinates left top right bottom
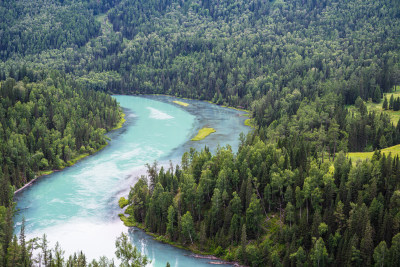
(95, 14, 113, 31)
(67, 153, 90, 166)
(173, 100, 189, 107)
(118, 214, 136, 227)
(111, 112, 126, 131)
(37, 170, 54, 176)
(348, 144, 400, 161)
(349, 86, 400, 126)
(191, 128, 216, 141)
(244, 118, 255, 128)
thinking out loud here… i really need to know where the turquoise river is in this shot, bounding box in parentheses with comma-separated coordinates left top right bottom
(14, 95, 250, 266)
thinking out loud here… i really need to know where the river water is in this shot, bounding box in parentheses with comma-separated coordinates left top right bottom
(14, 95, 250, 266)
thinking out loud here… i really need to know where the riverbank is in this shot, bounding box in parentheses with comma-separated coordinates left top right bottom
(14, 112, 126, 195)
(119, 214, 243, 266)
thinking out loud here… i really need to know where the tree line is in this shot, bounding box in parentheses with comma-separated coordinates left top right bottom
(382, 93, 400, 111)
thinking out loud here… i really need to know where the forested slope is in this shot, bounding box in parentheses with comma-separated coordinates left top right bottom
(0, 0, 400, 266)
(0, 71, 122, 193)
(1, 0, 399, 155)
(121, 140, 400, 266)
(0, 71, 123, 266)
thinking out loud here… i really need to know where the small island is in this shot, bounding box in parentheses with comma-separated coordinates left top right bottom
(191, 127, 216, 141)
(173, 100, 189, 107)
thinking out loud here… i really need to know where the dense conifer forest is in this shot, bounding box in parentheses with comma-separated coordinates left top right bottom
(0, 0, 399, 266)
(122, 142, 400, 266)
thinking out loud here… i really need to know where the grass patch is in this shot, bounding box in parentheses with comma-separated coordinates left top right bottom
(118, 214, 136, 227)
(244, 118, 255, 128)
(66, 143, 108, 167)
(191, 128, 216, 141)
(118, 197, 129, 209)
(95, 14, 113, 31)
(67, 153, 90, 167)
(348, 144, 400, 162)
(111, 112, 126, 131)
(173, 100, 189, 107)
(348, 86, 400, 126)
(37, 170, 54, 176)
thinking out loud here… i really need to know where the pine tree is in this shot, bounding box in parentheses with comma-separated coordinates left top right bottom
(394, 98, 400, 111)
(389, 233, 400, 267)
(19, 217, 27, 267)
(246, 194, 263, 239)
(360, 221, 373, 265)
(6, 236, 21, 267)
(241, 224, 247, 263)
(166, 205, 175, 240)
(373, 86, 382, 103)
(383, 96, 388, 110)
(390, 94, 394, 109)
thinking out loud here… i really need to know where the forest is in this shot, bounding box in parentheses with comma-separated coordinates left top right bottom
(121, 140, 400, 266)
(0, 70, 123, 265)
(0, 0, 399, 266)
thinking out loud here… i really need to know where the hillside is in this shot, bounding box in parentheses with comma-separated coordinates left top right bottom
(0, 0, 400, 266)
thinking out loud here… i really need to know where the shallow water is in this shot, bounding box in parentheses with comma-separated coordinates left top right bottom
(14, 95, 250, 266)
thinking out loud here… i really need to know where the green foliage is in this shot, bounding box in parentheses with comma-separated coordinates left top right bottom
(181, 211, 195, 244)
(0, 74, 122, 189)
(118, 197, 129, 209)
(310, 237, 328, 267)
(115, 233, 149, 267)
(121, 139, 400, 265)
(0, 0, 103, 60)
(373, 241, 388, 267)
(1, 0, 400, 266)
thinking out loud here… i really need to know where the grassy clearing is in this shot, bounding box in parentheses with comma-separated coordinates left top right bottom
(347, 86, 400, 162)
(191, 128, 216, 141)
(95, 14, 113, 31)
(173, 100, 189, 107)
(348, 144, 400, 161)
(348, 86, 400, 126)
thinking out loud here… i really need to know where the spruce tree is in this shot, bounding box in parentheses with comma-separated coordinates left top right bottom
(389, 233, 400, 267)
(383, 96, 388, 110)
(360, 221, 373, 265)
(390, 94, 394, 109)
(373, 241, 388, 267)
